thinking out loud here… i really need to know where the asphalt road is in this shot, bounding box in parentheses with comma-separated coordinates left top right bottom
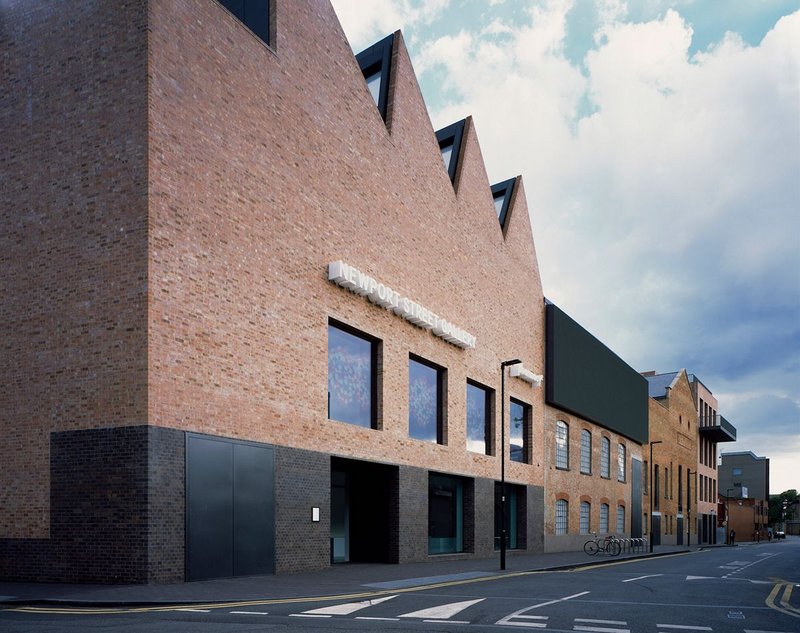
(2, 541, 798, 632)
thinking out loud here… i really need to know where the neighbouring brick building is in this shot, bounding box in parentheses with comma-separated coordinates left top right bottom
(643, 371, 699, 546)
(543, 304, 647, 551)
(2, 0, 651, 584)
(690, 374, 736, 544)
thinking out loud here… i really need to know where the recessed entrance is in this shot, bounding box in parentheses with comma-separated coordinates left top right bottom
(331, 457, 397, 564)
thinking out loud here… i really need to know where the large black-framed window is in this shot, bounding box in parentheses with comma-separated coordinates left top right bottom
(218, 0, 270, 46)
(327, 320, 379, 429)
(466, 380, 493, 455)
(409, 355, 445, 444)
(428, 473, 464, 554)
(509, 398, 530, 464)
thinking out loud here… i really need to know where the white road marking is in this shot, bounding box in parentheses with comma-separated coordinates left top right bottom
(423, 620, 471, 624)
(745, 630, 797, 633)
(574, 626, 630, 633)
(399, 598, 485, 619)
(686, 576, 717, 581)
(623, 574, 663, 583)
(657, 625, 713, 630)
(526, 591, 592, 611)
(300, 594, 396, 615)
(175, 608, 210, 613)
(356, 616, 400, 621)
(575, 618, 628, 625)
(497, 592, 589, 627)
(289, 613, 331, 618)
(229, 610, 269, 615)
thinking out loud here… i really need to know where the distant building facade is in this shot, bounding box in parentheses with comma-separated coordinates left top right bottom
(719, 452, 770, 541)
(690, 375, 736, 544)
(643, 371, 698, 546)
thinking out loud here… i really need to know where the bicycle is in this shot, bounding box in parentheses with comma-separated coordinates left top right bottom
(583, 533, 621, 556)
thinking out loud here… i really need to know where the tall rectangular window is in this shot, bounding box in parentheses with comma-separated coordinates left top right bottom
(601, 437, 610, 478)
(580, 430, 592, 474)
(580, 501, 591, 534)
(428, 474, 464, 554)
(555, 499, 568, 535)
(409, 356, 444, 444)
(600, 503, 609, 533)
(556, 421, 569, 469)
(644, 459, 649, 492)
(509, 399, 530, 464)
(467, 381, 493, 455)
(328, 322, 377, 428)
(617, 505, 625, 533)
(617, 444, 626, 482)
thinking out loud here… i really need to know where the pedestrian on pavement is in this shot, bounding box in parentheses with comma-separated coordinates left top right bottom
(730, 529, 735, 545)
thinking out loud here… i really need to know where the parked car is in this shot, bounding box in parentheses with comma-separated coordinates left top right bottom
(775, 530, 786, 539)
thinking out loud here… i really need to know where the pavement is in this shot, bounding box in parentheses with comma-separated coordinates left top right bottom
(0, 543, 739, 607)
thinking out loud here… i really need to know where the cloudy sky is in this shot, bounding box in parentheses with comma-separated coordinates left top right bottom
(330, 0, 800, 494)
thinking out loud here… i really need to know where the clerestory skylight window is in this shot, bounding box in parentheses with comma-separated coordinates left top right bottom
(218, 0, 270, 46)
(490, 177, 516, 228)
(435, 119, 466, 185)
(356, 34, 394, 123)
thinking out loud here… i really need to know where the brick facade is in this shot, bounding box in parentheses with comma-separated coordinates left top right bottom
(644, 371, 698, 546)
(2, 0, 554, 582)
(543, 407, 643, 552)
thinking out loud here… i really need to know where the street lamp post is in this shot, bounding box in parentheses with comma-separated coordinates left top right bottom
(500, 359, 521, 571)
(687, 469, 695, 547)
(649, 440, 663, 553)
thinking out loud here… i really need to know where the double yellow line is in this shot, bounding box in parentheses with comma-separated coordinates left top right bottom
(766, 580, 800, 619)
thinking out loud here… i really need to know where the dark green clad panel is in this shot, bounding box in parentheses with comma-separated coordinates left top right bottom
(545, 303, 648, 445)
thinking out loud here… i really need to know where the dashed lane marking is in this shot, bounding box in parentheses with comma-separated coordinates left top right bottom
(573, 625, 629, 633)
(575, 618, 628, 625)
(229, 611, 269, 615)
(656, 625, 712, 630)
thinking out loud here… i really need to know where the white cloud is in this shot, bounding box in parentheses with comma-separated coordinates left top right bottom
(331, 1, 800, 491)
(331, 0, 450, 51)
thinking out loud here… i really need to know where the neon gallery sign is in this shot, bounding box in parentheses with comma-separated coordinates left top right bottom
(328, 261, 476, 349)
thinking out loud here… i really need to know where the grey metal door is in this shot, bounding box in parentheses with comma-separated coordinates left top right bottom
(186, 434, 274, 581)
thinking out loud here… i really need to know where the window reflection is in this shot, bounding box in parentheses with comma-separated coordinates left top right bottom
(409, 358, 441, 443)
(328, 324, 374, 428)
(510, 399, 527, 463)
(466, 382, 490, 454)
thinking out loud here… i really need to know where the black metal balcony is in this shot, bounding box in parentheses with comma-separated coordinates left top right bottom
(699, 414, 737, 442)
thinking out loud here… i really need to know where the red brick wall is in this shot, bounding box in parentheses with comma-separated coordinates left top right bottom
(2, 0, 547, 542)
(1, 0, 149, 537)
(543, 406, 642, 550)
(145, 0, 547, 485)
